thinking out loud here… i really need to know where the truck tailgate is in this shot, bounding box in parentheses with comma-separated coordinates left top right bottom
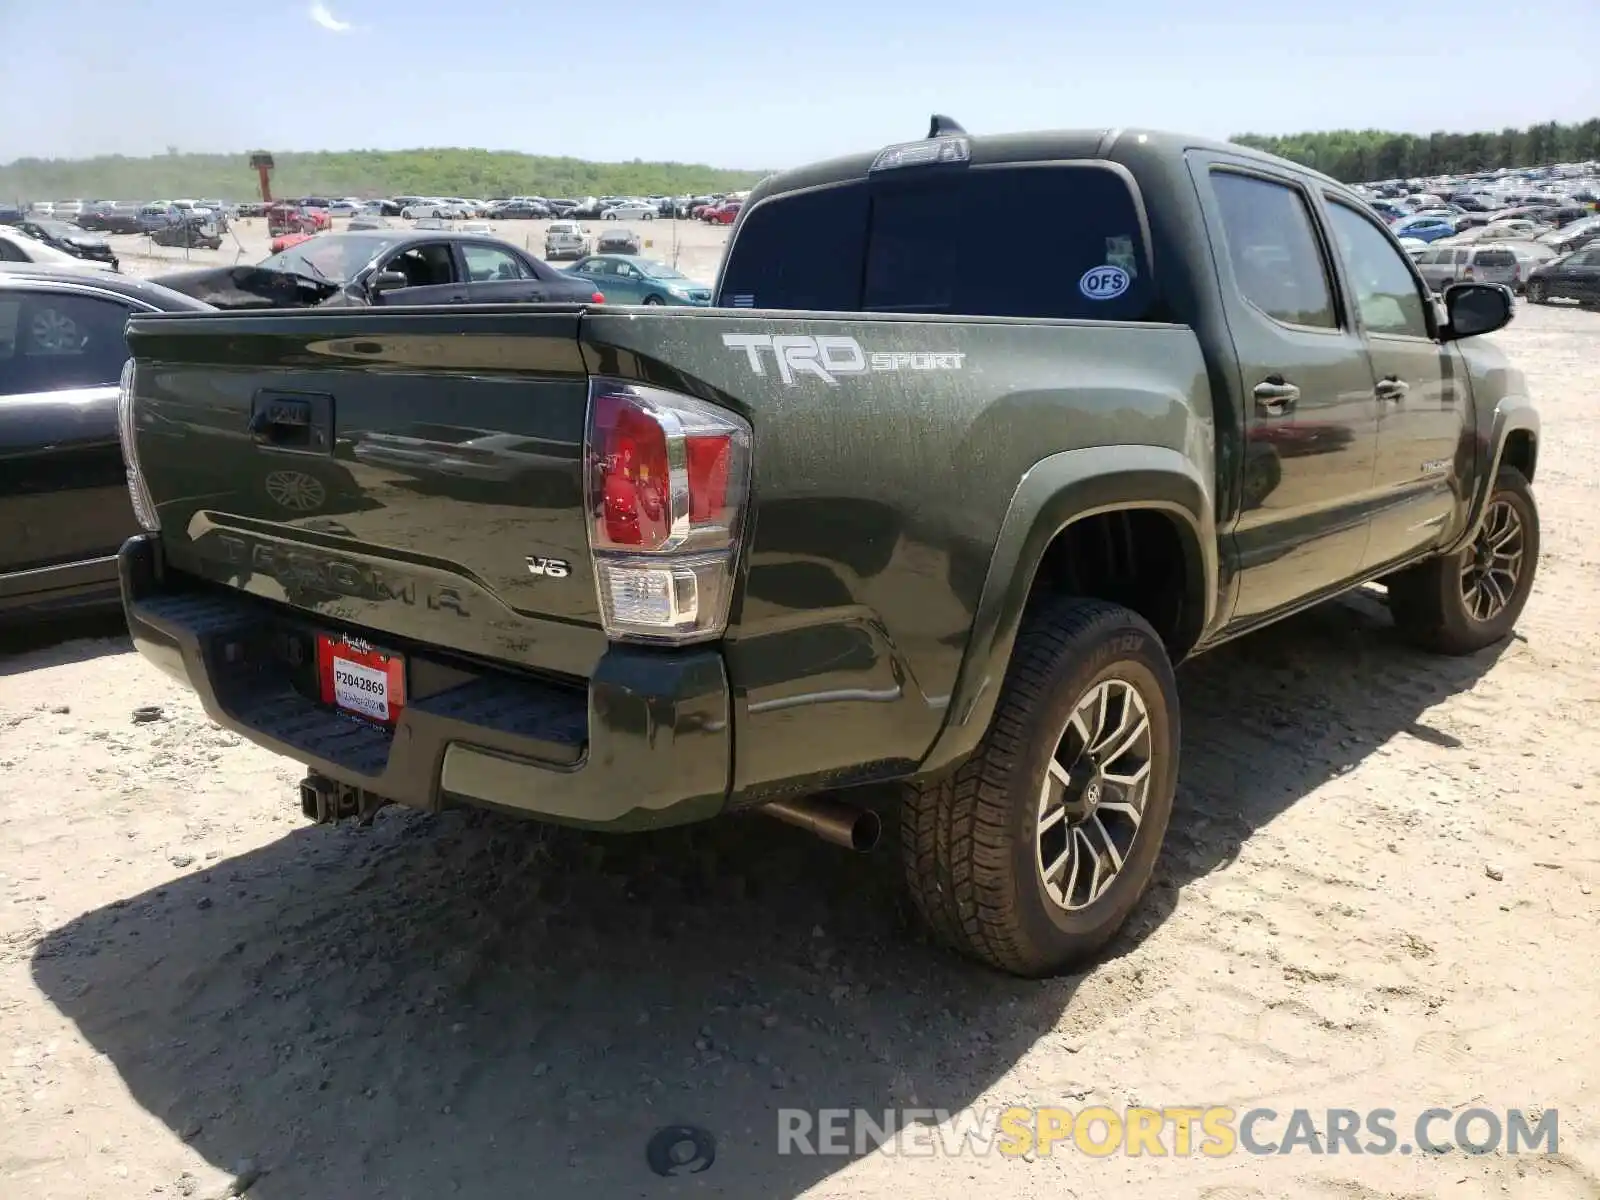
(124, 306, 606, 680)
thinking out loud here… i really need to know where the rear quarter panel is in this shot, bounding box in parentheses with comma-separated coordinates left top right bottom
(580, 308, 1213, 801)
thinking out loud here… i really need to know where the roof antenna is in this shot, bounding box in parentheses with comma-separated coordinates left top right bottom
(927, 114, 967, 138)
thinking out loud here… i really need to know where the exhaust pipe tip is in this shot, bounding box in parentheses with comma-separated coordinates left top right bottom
(759, 795, 882, 853)
(848, 807, 882, 853)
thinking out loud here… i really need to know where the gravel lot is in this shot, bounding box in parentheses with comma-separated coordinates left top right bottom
(0, 277, 1597, 1200)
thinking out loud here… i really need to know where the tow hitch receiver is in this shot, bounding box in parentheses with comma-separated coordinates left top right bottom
(299, 772, 390, 825)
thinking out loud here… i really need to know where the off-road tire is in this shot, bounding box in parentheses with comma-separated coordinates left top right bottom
(1387, 466, 1539, 655)
(899, 597, 1180, 977)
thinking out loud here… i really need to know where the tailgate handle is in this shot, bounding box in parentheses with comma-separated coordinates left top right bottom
(249, 392, 333, 453)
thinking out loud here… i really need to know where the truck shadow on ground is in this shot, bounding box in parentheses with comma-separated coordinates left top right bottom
(0, 612, 131, 677)
(30, 587, 1503, 1199)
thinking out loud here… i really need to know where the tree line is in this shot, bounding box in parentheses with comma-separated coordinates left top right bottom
(1231, 119, 1600, 184)
(0, 147, 768, 205)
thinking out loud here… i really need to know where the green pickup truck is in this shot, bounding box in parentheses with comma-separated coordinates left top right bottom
(115, 120, 1540, 977)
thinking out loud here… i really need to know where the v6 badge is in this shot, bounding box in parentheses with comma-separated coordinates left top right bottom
(526, 556, 571, 578)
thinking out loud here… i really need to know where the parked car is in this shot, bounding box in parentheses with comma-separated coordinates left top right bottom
(402, 201, 468, 220)
(565, 254, 712, 305)
(1539, 216, 1600, 254)
(0, 265, 211, 617)
(1413, 243, 1520, 291)
(594, 228, 643, 255)
(487, 201, 549, 219)
(136, 204, 176, 233)
(78, 202, 143, 234)
(601, 202, 656, 221)
(1524, 246, 1600, 305)
(1390, 214, 1456, 243)
(154, 229, 609, 309)
(0, 227, 117, 275)
(544, 220, 591, 260)
(346, 215, 393, 232)
(269, 231, 317, 254)
(16, 219, 119, 269)
(116, 122, 1537, 979)
(150, 219, 223, 251)
(701, 200, 742, 225)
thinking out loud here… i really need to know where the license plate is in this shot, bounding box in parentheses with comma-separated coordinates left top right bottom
(317, 634, 406, 726)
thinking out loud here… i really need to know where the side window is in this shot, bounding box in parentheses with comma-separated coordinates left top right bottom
(1454, 249, 1471, 264)
(1324, 200, 1431, 339)
(0, 237, 28, 262)
(1210, 171, 1337, 329)
(581, 259, 613, 277)
(462, 243, 530, 282)
(717, 183, 868, 310)
(614, 263, 639, 279)
(0, 291, 133, 397)
(384, 242, 457, 287)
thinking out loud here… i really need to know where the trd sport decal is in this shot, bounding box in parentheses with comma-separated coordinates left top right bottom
(722, 333, 965, 386)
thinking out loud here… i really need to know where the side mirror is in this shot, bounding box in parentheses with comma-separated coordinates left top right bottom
(369, 270, 408, 295)
(1441, 282, 1513, 341)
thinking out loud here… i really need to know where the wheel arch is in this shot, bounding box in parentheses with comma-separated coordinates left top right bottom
(1447, 396, 1539, 555)
(921, 446, 1218, 775)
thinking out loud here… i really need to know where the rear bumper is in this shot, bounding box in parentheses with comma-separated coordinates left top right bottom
(118, 534, 731, 831)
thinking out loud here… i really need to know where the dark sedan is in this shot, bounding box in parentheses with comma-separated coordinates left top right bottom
(0, 265, 211, 618)
(1524, 246, 1600, 306)
(17, 219, 119, 269)
(154, 229, 609, 309)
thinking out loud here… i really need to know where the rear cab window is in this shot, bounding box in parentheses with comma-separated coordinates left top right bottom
(718, 162, 1159, 322)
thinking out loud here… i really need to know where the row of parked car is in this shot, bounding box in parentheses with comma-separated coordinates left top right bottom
(1354, 162, 1600, 304)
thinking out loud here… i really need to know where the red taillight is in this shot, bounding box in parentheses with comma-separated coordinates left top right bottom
(584, 379, 752, 643)
(593, 392, 672, 548)
(591, 291, 606, 304)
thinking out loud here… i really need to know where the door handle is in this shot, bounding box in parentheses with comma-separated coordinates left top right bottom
(1253, 377, 1300, 416)
(1375, 376, 1409, 402)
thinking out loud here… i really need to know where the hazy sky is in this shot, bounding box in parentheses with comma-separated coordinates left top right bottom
(1, 0, 1595, 167)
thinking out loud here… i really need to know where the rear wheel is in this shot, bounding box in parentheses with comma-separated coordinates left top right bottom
(900, 597, 1179, 977)
(1526, 279, 1548, 304)
(1388, 466, 1539, 655)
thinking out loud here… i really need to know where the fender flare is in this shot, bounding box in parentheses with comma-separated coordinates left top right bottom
(920, 445, 1218, 775)
(1446, 396, 1539, 555)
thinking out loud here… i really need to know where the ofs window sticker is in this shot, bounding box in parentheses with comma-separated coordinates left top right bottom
(1080, 235, 1138, 301)
(1079, 264, 1131, 301)
(722, 333, 965, 386)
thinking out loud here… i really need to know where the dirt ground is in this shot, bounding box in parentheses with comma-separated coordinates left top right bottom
(2, 297, 1599, 1200)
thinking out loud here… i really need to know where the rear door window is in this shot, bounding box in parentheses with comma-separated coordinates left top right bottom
(863, 165, 1153, 320)
(0, 290, 133, 396)
(718, 163, 1156, 321)
(1209, 171, 1337, 330)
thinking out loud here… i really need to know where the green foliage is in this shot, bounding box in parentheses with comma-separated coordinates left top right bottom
(1231, 119, 1600, 183)
(0, 147, 769, 204)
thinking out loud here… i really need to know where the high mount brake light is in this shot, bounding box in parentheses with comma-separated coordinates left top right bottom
(869, 135, 971, 173)
(584, 378, 752, 644)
